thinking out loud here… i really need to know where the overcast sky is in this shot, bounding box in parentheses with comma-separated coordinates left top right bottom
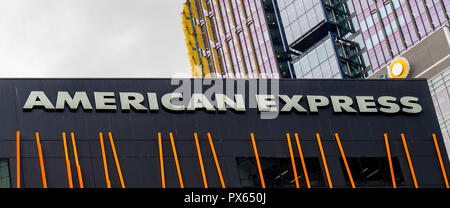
(0, 0, 191, 78)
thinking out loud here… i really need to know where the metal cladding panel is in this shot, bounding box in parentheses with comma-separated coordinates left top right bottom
(0, 78, 447, 188)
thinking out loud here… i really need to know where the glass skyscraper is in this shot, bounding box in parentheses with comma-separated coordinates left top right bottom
(181, 0, 450, 159)
(181, 0, 291, 79)
(357, 1, 450, 158)
(353, 0, 450, 75)
(276, 0, 368, 79)
(182, 1, 450, 79)
(429, 68, 450, 159)
(181, 0, 368, 79)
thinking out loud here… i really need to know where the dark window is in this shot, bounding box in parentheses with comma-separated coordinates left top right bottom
(341, 157, 405, 187)
(236, 157, 325, 188)
(0, 159, 10, 188)
(205, 0, 213, 12)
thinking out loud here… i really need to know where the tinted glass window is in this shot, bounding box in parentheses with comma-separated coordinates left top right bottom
(341, 157, 405, 187)
(0, 160, 10, 188)
(236, 157, 325, 188)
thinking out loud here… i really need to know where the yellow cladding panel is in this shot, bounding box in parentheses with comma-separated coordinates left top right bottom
(195, 25, 205, 49)
(189, 0, 198, 19)
(189, 60, 195, 73)
(182, 22, 189, 36)
(205, 17, 214, 42)
(188, 57, 195, 67)
(201, 0, 207, 9)
(201, 56, 210, 78)
(186, 22, 194, 35)
(183, 3, 191, 18)
(189, 35, 197, 49)
(183, 28, 196, 50)
(186, 41, 194, 50)
(183, 0, 204, 78)
(182, 15, 194, 35)
(193, 51, 200, 64)
(193, 65, 203, 78)
(212, 48, 221, 74)
(181, 17, 194, 38)
(183, 28, 189, 38)
(188, 53, 198, 78)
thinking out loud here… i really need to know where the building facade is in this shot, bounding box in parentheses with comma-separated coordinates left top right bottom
(181, 1, 450, 160)
(0, 78, 448, 188)
(182, 0, 372, 80)
(278, 0, 450, 78)
(368, 26, 450, 160)
(277, 0, 368, 79)
(353, 0, 450, 75)
(181, 0, 291, 79)
(358, 0, 450, 160)
(182, 0, 450, 79)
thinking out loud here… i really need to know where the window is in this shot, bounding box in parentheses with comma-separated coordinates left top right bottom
(308, 49, 319, 68)
(324, 38, 334, 56)
(392, 0, 401, 9)
(208, 17, 219, 42)
(236, 157, 325, 188)
(215, 48, 226, 75)
(366, 14, 374, 28)
(205, 0, 213, 12)
(194, 0, 204, 20)
(201, 24, 210, 50)
(341, 157, 405, 187)
(0, 159, 10, 188)
(207, 55, 214, 77)
(300, 56, 311, 75)
(293, 61, 302, 77)
(316, 44, 328, 63)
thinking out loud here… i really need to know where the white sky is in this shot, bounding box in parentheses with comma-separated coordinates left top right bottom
(0, 0, 191, 78)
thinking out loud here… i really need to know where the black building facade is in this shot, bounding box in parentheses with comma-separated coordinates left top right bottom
(0, 78, 448, 188)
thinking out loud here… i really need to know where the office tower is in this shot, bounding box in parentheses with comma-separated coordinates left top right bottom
(181, 0, 292, 78)
(353, 0, 449, 75)
(367, 26, 450, 159)
(282, 0, 449, 78)
(276, 0, 368, 79)
(279, 0, 450, 158)
(182, 1, 450, 80)
(181, 0, 371, 79)
(356, 1, 450, 158)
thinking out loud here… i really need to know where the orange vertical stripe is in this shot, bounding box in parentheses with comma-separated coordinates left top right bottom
(432, 134, 450, 188)
(250, 133, 266, 188)
(400, 134, 418, 188)
(316, 133, 332, 188)
(70, 132, 84, 188)
(384, 134, 397, 188)
(158, 132, 166, 188)
(207, 133, 226, 188)
(99, 132, 111, 188)
(169, 132, 184, 188)
(16, 131, 20, 188)
(108, 132, 125, 188)
(286, 133, 300, 188)
(62, 133, 74, 188)
(334, 133, 355, 188)
(35, 132, 47, 188)
(294, 133, 311, 188)
(194, 133, 208, 188)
